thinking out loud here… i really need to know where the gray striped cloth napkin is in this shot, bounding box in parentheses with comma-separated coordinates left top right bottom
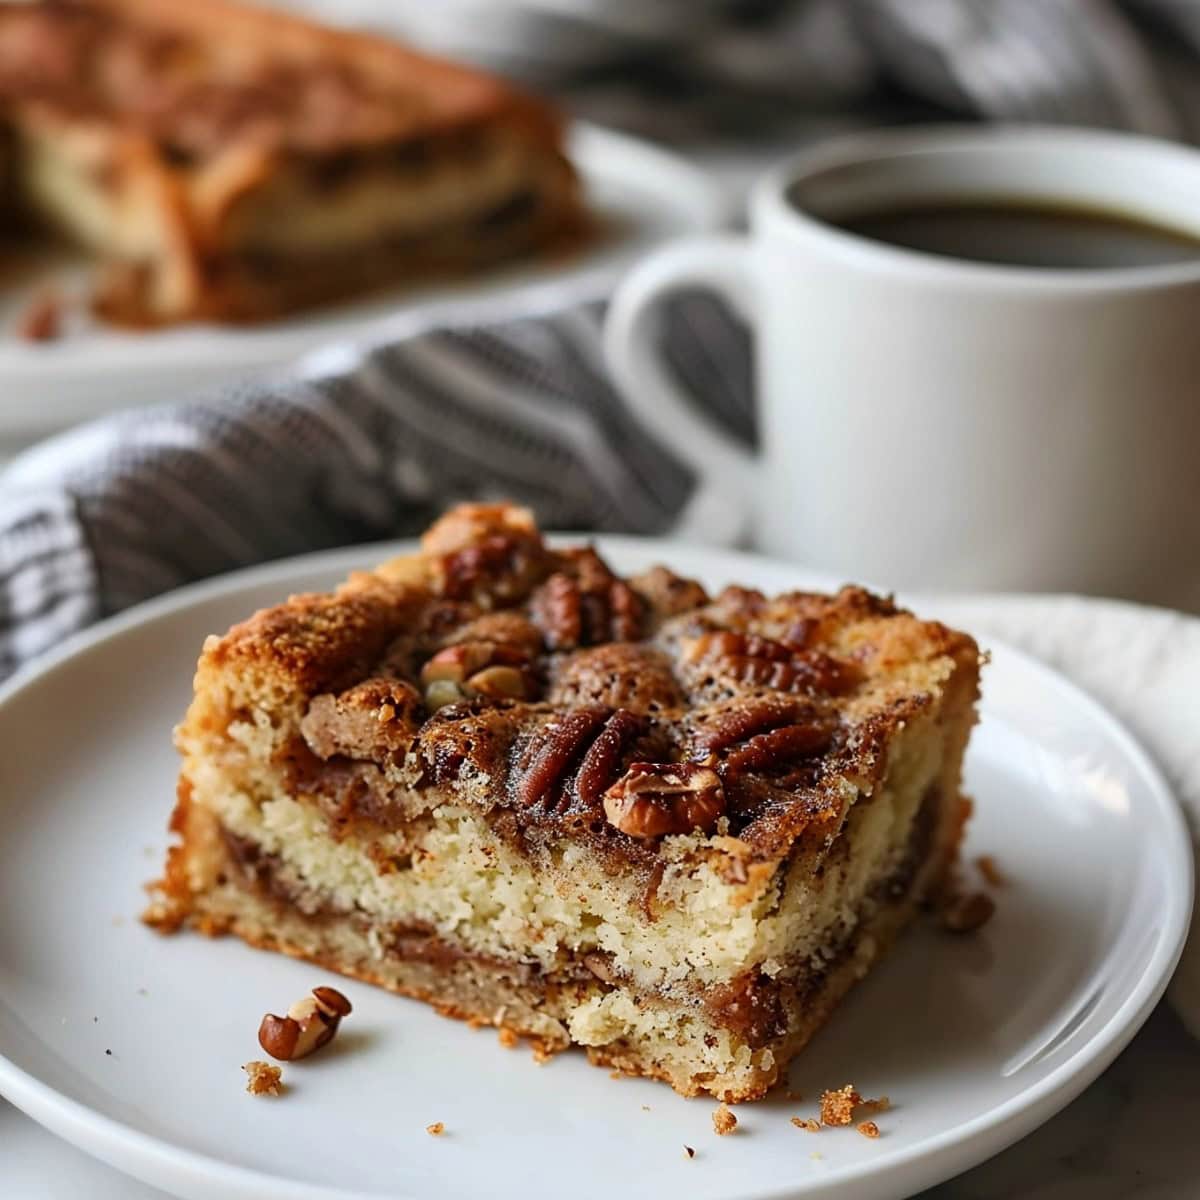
(0, 297, 752, 678)
(3, 0, 1200, 679)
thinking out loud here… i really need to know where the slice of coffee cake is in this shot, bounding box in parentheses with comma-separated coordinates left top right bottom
(148, 504, 981, 1101)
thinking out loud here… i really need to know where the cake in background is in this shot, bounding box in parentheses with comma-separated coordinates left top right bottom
(0, 0, 583, 326)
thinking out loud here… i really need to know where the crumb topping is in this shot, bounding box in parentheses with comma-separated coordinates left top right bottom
(857, 1120, 880, 1138)
(426, 1122, 445, 1136)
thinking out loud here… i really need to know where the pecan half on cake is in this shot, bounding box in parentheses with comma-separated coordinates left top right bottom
(147, 503, 982, 1102)
(0, 0, 583, 326)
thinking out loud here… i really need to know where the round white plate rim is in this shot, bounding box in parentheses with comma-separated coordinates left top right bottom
(0, 535, 1191, 1200)
(0, 122, 728, 430)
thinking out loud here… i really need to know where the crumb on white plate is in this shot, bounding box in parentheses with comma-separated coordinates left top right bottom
(712, 1104, 737, 1135)
(243, 1061, 283, 1097)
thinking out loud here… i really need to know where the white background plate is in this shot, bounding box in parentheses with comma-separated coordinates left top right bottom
(0, 539, 1191, 1200)
(0, 125, 726, 444)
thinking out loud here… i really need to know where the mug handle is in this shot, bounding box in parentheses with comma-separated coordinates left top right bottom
(603, 234, 759, 546)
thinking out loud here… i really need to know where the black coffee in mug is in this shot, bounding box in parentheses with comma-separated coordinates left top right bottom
(831, 198, 1200, 269)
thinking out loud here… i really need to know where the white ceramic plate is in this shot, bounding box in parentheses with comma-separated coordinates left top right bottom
(0, 539, 1190, 1200)
(0, 125, 726, 444)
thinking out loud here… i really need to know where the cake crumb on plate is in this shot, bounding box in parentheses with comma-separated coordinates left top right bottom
(941, 891, 996, 934)
(243, 1061, 283, 1096)
(712, 1104, 738, 1135)
(819, 1085, 862, 1126)
(15, 287, 63, 343)
(976, 854, 1006, 886)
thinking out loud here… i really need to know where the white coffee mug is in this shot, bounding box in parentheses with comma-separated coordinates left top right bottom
(604, 126, 1200, 604)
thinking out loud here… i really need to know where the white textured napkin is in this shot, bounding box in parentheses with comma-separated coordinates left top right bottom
(925, 593, 1199, 1036)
